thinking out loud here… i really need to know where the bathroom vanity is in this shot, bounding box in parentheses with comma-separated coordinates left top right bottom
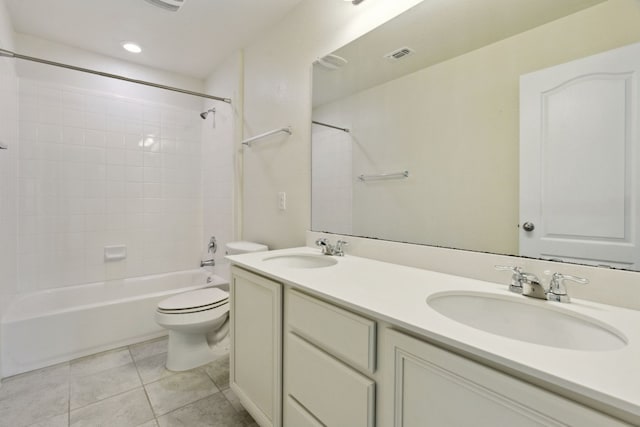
(227, 248, 640, 427)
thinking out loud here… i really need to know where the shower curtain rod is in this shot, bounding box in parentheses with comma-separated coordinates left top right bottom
(0, 48, 232, 104)
(312, 120, 350, 133)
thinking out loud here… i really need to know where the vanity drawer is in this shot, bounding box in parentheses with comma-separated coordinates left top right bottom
(287, 289, 376, 373)
(287, 333, 375, 427)
(285, 396, 323, 427)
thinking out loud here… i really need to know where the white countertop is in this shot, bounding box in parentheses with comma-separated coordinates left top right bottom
(227, 247, 640, 424)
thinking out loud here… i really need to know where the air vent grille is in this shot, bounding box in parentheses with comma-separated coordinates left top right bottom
(144, 0, 185, 12)
(384, 47, 415, 61)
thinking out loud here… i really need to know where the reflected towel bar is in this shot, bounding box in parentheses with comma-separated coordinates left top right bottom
(242, 126, 292, 147)
(358, 170, 409, 182)
(0, 141, 7, 150)
(312, 121, 350, 133)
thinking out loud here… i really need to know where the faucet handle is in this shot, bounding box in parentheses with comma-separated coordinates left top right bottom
(316, 238, 331, 254)
(208, 236, 217, 254)
(547, 273, 588, 303)
(335, 240, 349, 256)
(495, 265, 524, 293)
(315, 238, 328, 246)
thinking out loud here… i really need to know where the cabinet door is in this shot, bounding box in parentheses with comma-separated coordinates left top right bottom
(381, 328, 630, 427)
(230, 267, 282, 427)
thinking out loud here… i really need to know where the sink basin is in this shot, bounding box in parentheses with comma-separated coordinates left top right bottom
(427, 291, 626, 351)
(262, 254, 338, 269)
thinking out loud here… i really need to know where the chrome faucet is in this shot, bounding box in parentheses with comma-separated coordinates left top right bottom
(520, 273, 547, 300)
(201, 258, 215, 267)
(208, 236, 217, 254)
(315, 238, 348, 256)
(547, 272, 589, 303)
(494, 265, 525, 294)
(495, 265, 588, 303)
(201, 236, 217, 267)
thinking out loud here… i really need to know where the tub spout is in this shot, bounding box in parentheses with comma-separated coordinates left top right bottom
(200, 258, 215, 267)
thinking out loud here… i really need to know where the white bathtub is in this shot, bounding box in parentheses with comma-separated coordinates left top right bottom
(1, 269, 228, 378)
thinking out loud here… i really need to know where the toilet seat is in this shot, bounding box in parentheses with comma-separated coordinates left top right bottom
(157, 288, 229, 314)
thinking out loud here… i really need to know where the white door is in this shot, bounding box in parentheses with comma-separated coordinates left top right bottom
(520, 42, 640, 269)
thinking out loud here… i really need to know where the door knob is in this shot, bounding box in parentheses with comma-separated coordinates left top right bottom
(522, 222, 535, 232)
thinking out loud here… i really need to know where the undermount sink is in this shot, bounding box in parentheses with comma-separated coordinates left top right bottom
(427, 291, 627, 351)
(262, 254, 338, 269)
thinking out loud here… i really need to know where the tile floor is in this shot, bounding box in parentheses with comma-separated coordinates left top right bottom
(0, 337, 257, 427)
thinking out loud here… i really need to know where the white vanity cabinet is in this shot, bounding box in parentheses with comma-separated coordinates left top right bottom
(284, 289, 377, 427)
(380, 328, 630, 427)
(230, 266, 283, 427)
(228, 259, 635, 427)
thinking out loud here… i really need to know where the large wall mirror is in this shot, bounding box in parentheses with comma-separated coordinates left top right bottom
(311, 0, 640, 271)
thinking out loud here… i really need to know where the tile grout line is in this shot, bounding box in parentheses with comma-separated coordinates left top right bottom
(69, 346, 135, 379)
(128, 344, 159, 426)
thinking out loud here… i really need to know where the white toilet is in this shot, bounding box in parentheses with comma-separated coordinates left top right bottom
(155, 241, 268, 371)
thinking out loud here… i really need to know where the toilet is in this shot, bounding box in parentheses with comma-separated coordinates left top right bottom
(155, 241, 268, 371)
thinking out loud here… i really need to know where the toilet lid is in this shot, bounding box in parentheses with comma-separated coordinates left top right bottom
(158, 288, 228, 312)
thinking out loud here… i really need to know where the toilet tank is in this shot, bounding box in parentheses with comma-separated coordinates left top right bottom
(226, 241, 269, 255)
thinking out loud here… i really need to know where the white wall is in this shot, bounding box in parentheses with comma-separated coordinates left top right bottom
(0, 0, 18, 316)
(311, 121, 352, 235)
(201, 51, 243, 278)
(241, 0, 423, 249)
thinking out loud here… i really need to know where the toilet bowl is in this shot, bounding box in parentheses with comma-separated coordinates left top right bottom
(155, 287, 230, 371)
(155, 241, 268, 371)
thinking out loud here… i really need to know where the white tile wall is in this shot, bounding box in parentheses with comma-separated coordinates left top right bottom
(201, 107, 234, 272)
(200, 53, 241, 277)
(0, 42, 18, 312)
(16, 79, 205, 292)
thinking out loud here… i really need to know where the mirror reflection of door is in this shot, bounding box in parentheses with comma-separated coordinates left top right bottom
(520, 42, 640, 269)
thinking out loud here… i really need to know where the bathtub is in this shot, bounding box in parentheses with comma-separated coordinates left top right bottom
(1, 269, 228, 378)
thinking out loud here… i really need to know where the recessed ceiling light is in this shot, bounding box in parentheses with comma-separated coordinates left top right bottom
(122, 42, 142, 54)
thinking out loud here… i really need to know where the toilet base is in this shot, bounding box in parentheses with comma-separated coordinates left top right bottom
(165, 319, 230, 371)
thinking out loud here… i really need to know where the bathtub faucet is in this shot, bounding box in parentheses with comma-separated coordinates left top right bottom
(201, 258, 215, 267)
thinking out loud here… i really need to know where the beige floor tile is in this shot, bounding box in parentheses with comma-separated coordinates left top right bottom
(222, 388, 243, 413)
(70, 362, 141, 409)
(0, 336, 238, 427)
(70, 347, 133, 378)
(145, 369, 219, 416)
(70, 387, 154, 427)
(156, 393, 250, 427)
(203, 355, 230, 390)
(135, 419, 159, 427)
(0, 362, 69, 398)
(129, 337, 168, 362)
(26, 412, 69, 427)
(134, 352, 174, 385)
(222, 389, 258, 426)
(0, 382, 69, 427)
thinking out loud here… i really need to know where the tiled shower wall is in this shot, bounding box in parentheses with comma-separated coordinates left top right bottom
(17, 79, 204, 292)
(0, 44, 18, 312)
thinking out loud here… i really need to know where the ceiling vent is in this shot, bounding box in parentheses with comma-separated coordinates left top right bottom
(384, 47, 415, 61)
(143, 0, 186, 12)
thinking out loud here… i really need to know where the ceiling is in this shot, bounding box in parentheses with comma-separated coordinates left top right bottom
(313, 0, 605, 107)
(5, 0, 305, 79)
